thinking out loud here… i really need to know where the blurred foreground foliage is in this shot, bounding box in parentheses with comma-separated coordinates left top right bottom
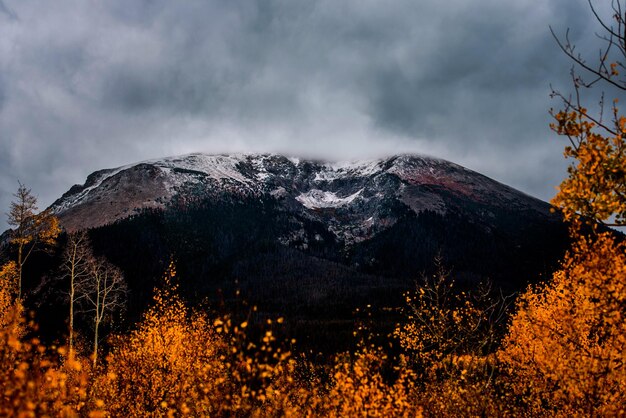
(2, 229, 625, 417)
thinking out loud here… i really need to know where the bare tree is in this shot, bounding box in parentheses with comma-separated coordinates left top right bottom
(81, 256, 127, 366)
(549, 0, 626, 146)
(550, 1, 626, 227)
(60, 232, 92, 358)
(551, 1, 626, 96)
(6, 182, 60, 298)
(394, 255, 513, 382)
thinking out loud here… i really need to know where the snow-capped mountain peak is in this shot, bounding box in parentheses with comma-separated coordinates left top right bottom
(51, 153, 550, 242)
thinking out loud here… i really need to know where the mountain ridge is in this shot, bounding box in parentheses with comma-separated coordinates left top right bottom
(51, 152, 552, 242)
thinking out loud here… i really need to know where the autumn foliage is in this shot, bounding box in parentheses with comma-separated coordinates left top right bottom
(1, 225, 625, 416)
(0, 260, 429, 416)
(499, 232, 626, 416)
(550, 106, 626, 225)
(93, 263, 227, 416)
(2, 3, 626, 412)
(0, 294, 97, 416)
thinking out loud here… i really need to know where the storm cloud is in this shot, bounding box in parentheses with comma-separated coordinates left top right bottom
(0, 0, 611, 229)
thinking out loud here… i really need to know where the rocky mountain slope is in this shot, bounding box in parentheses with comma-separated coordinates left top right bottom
(52, 152, 551, 240)
(39, 153, 569, 350)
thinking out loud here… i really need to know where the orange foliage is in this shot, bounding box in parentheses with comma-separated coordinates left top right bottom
(7, 183, 61, 299)
(93, 262, 300, 416)
(393, 259, 511, 415)
(499, 232, 626, 416)
(551, 109, 626, 225)
(0, 262, 17, 326)
(548, 1, 626, 228)
(394, 265, 489, 380)
(416, 366, 507, 417)
(0, 260, 432, 417)
(323, 347, 421, 418)
(94, 263, 230, 416)
(0, 301, 99, 417)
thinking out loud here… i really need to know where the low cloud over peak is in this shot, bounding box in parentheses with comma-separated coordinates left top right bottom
(0, 0, 604, 229)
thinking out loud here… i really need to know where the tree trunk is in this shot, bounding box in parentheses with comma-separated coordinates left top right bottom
(17, 244, 22, 299)
(93, 285, 101, 367)
(93, 316, 99, 367)
(69, 275, 75, 359)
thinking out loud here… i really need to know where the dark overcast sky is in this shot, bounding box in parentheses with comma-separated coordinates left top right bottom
(0, 0, 614, 229)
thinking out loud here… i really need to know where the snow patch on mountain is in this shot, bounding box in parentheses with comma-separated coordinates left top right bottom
(152, 154, 252, 184)
(296, 189, 363, 209)
(52, 166, 132, 213)
(53, 153, 261, 215)
(314, 160, 383, 182)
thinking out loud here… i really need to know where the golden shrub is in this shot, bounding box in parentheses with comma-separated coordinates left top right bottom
(0, 302, 98, 417)
(322, 347, 422, 418)
(93, 263, 231, 416)
(499, 233, 626, 416)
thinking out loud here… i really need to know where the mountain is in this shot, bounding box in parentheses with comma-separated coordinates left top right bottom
(53, 153, 550, 234)
(41, 153, 568, 350)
